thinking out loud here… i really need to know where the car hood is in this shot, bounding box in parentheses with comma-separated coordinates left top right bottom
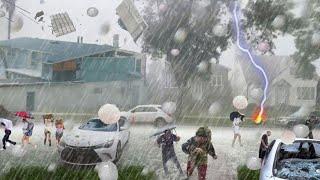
(63, 128, 117, 147)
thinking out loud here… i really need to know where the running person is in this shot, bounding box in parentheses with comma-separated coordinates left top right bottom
(0, 118, 16, 150)
(43, 114, 54, 146)
(232, 113, 244, 147)
(182, 127, 217, 180)
(156, 129, 183, 176)
(22, 118, 34, 147)
(55, 119, 64, 144)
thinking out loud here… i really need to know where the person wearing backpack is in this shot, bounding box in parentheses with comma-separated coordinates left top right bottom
(182, 127, 217, 180)
(22, 118, 34, 147)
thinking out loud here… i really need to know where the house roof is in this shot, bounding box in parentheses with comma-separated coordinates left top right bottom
(0, 37, 115, 64)
(237, 55, 291, 87)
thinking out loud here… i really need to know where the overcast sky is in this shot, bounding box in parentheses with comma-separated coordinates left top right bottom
(0, 0, 319, 74)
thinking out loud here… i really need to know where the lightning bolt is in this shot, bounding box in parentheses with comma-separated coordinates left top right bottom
(232, 2, 269, 123)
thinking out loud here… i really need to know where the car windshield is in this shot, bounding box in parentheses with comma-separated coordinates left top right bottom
(79, 119, 118, 132)
(275, 141, 320, 179)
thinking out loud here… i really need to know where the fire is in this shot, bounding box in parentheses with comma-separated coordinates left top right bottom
(252, 106, 267, 124)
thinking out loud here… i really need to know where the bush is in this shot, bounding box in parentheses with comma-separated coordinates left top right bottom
(237, 165, 260, 180)
(2, 165, 156, 180)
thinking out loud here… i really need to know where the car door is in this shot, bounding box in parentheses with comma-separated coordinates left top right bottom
(131, 107, 146, 122)
(143, 107, 159, 122)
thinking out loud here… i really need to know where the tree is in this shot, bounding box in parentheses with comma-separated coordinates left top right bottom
(142, 0, 302, 117)
(290, 0, 320, 107)
(1, 0, 16, 39)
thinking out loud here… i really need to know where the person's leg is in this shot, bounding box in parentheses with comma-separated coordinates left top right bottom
(48, 131, 52, 146)
(238, 134, 243, 146)
(44, 131, 47, 145)
(2, 131, 9, 149)
(172, 155, 183, 174)
(162, 156, 169, 175)
(309, 131, 314, 139)
(187, 160, 195, 177)
(5, 130, 15, 145)
(197, 164, 207, 180)
(232, 134, 237, 147)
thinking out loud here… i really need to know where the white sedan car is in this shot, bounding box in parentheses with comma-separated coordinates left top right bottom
(260, 138, 320, 180)
(126, 105, 173, 127)
(58, 117, 130, 165)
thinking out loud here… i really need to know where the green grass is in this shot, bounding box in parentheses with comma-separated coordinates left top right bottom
(237, 165, 260, 180)
(1, 165, 156, 180)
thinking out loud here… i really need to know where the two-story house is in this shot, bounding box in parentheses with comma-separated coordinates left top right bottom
(236, 54, 318, 108)
(0, 37, 146, 113)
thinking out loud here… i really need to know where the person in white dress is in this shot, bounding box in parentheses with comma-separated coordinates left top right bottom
(232, 114, 244, 147)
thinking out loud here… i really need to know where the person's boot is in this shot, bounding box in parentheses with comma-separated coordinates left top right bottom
(49, 140, 51, 147)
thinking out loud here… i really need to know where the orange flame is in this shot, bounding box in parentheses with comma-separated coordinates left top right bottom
(252, 106, 267, 124)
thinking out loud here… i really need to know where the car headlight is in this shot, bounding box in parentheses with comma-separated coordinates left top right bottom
(94, 140, 114, 149)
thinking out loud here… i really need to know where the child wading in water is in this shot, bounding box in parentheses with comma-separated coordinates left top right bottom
(55, 119, 64, 144)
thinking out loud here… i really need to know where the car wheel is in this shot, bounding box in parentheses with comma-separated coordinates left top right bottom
(154, 118, 167, 128)
(114, 143, 122, 163)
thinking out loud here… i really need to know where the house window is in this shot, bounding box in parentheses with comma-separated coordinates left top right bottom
(93, 88, 102, 94)
(135, 59, 141, 73)
(297, 87, 315, 100)
(31, 51, 42, 66)
(211, 75, 223, 87)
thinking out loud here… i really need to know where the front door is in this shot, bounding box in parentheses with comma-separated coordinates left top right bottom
(26, 92, 35, 111)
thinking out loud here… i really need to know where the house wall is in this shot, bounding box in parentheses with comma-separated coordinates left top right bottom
(267, 70, 318, 107)
(0, 80, 146, 113)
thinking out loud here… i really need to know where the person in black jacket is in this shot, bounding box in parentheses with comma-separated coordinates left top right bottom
(156, 129, 183, 175)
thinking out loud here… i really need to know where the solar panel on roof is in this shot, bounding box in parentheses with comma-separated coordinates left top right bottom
(50, 12, 76, 37)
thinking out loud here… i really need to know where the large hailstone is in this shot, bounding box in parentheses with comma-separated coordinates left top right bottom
(47, 163, 57, 172)
(170, 49, 180, 56)
(95, 162, 118, 180)
(232, 95, 248, 110)
(250, 88, 263, 100)
(100, 22, 111, 35)
(98, 104, 121, 124)
(208, 102, 222, 115)
(174, 28, 187, 43)
(87, 7, 99, 17)
(11, 15, 24, 32)
(158, 3, 168, 13)
(311, 32, 320, 47)
(272, 15, 286, 29)
(213, 24, 227, 37)
(280, 130, 296, 145)
(257, 41, 270, 53)
(293, 124, 309, 138)
(162, 101, 176, 115)
(246, 157, 261, 170)
(197, 61, 208, 72)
